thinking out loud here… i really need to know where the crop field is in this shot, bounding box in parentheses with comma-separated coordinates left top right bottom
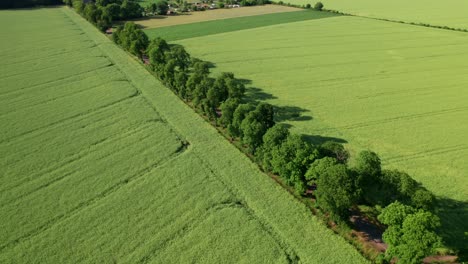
(0, 7, 368, 263)
(136, 5, 301, 29)
(176, 16, 468, 251)
(144, 9, 338, 41)
(287, 0, 468, 30)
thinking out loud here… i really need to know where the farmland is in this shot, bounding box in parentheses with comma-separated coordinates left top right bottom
(288, 0, 468, 30)
(176, 16, 468, 251)
(0, 7, 368, 263)
(136, 5, 301, 29)
(143, 8, 338, 41)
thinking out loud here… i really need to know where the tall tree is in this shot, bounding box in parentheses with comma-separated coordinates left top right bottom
(228, 103, 254, 138)
(255, 124, 290, 171)
(378, 202, 441, 264)
(316, 163, 357, 219)
(240, 103, 275, 152)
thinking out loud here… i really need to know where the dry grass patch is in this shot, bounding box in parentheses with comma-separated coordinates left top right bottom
(134, 5, 301, 29)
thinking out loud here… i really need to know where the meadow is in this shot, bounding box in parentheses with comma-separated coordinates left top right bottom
(285, 0, 468, 30)
(144, 9, 338, 41)
(136, 5, 301, 29)
(176, 16, 468, 252)
(0, 7, 368, 263)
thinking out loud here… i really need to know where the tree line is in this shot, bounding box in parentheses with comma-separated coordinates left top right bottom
(110, 22, 443, 263)
(67, 5, 444, 259)
(63, 0, 143, 31)
(0, 0, 61, 9)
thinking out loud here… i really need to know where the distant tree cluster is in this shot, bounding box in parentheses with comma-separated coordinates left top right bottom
(66, 0, 143, 31)
(113, 22, 149, 57)
(0, 0, 61, 9)
(108, 21, 442, 263)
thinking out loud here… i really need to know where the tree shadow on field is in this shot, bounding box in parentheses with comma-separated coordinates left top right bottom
(275, 105, 313, 123)
(301, 134, 348, 145)
(240, 78, 315, 125)
(434, 197, 468, 261)
(244, 87, 277, 102)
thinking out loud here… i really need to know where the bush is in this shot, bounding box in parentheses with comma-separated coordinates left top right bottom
(314, 1, 323, 11)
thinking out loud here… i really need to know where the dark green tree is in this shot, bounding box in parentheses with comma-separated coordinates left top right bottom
(174, 71, 188, 96)
(147, 37, 170, 69)
(240, 103, 275, 152)
(154, 0, 169, 15)
(120, 0, 143, 19)
(270, 134, 319, 194)
(316, 163, 356, 219)
(255, 124, 290, 171)
(165, 45, 190, 71)
(219, 98, 241, 128)
(304, 157, 338, 186)
(103, 3, 121, 20)
(228, 103, 254, 138)
(319, 141, 349, 163)
(314, 1, 323, 10)
(378, 202, 441, 264)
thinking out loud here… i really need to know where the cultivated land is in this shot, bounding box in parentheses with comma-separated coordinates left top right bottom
(176, 16, 468, 252)
(287, 0, 468, 30)
(0, 7, 368, 263)
(135, 5, 301, 29)
(144, 9, 338, 41)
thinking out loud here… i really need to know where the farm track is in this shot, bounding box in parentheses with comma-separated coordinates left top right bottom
(0, 61, 113, 96)
(317, 106, 468, 132)
(0, 81, 118, 118)
(383, 144, 468, 164)
(0, 54, 110, 83)
(0, 67, 117, 111)
(0, 85, 138, 144)
(192, 152, 300, 263)
(0, 44, 96, 69)
(0, 120, 163, 203)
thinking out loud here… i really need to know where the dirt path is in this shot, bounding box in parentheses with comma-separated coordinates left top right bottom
(350, 209, 388, 252)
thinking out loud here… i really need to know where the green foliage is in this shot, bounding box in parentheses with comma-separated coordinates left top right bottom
(1, 0, 61, 8)
(379, 202, 441, 263)
(228, 103, 255, 138)
(147, 37, 170, 66)
(114, 22, 149, 57)
(165, 45, 190, 71)
(240, 103, 275, 152)
(355, 150, 381, 178)
(152, 0, 169, 15)
(314, 1, 323, 10)
(319, 141, 349, 163)
(120, 0, 143, 19)
(219, 98, 241, 127)
(270, 134, 318, 191)
(316, 163, 356, 219)
(256, 124, 290, 170)
(304, 157, 338, 185)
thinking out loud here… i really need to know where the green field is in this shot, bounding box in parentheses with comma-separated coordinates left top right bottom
(144, 9, 339, 41)
(285, 0, 468, 30)
(0, 7, 368, 263)
(176, 16, 468, 252)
